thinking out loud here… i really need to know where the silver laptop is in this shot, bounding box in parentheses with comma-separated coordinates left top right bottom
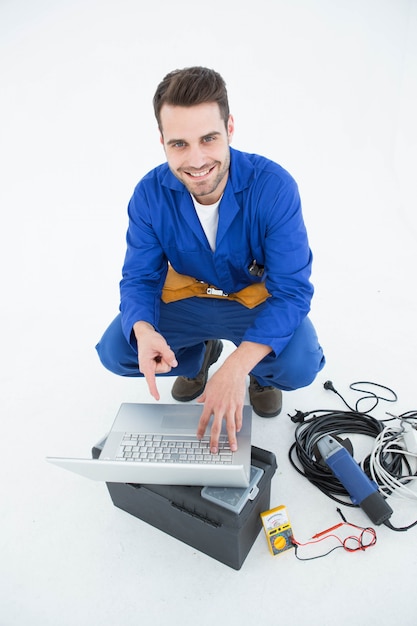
(47, 403, 252, 487)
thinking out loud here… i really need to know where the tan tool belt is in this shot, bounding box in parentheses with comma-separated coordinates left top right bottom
(161, 265, 270, 309)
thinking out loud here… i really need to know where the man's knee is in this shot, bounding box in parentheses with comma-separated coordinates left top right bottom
(253, 320, 325, 391)
(96, 340, 125, 376)
(278, 318, 325, 390)
(95, 314, 140, 377)
(283, 349, 325, 390)
(256, 352, 324, 391)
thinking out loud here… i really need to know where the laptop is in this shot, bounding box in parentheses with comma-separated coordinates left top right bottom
(47, 403, 252, 487)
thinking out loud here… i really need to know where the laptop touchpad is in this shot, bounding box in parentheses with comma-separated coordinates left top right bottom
(162, 413, 216, 433)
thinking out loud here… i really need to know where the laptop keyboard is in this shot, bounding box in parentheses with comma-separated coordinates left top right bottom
(116, 433, 233, 464)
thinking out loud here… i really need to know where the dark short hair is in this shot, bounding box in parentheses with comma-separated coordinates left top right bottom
(153, 66, 230, 132)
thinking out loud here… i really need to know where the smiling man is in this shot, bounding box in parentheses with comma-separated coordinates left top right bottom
(96, 66, 325, 453)
(161, 101, 232, 204)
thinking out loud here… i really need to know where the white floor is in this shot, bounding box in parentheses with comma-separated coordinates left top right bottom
(1, 1, 417, 624)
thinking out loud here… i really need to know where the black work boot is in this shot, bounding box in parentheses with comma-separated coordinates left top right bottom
(249, 375, 282, 417)
(171, 340, 223, 402)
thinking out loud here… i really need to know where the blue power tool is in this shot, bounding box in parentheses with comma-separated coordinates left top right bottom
(317, 434, 393, 525)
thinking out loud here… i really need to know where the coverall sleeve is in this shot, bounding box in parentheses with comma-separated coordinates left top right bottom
(119, 187, 167, 345)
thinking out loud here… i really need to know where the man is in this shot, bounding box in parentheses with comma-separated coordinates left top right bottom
(96, 66, 325, 454)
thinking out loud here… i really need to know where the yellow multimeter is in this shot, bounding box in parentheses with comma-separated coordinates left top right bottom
(260, 505, 294, 556)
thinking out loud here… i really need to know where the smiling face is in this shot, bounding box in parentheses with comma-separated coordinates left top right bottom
(159, 102, 234, 205)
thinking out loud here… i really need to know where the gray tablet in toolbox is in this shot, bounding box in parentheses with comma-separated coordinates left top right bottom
(201, 465, 264, 514)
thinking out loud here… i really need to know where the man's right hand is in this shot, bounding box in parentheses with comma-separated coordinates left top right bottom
(133, 321, 178, 401)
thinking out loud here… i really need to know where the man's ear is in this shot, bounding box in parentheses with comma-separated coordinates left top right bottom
(227, 115, 235, 143)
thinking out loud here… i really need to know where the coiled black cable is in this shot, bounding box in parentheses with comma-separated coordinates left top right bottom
(288, 409, 384, 506)
(288, 381, 417, 530)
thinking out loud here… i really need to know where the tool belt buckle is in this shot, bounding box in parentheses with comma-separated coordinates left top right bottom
(206, 287, 229, 297)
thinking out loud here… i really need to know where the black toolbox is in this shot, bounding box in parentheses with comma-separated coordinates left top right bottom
(92, 440, 277, 570)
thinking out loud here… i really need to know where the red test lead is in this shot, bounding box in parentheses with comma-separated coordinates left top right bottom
(312, 523, 344, 539)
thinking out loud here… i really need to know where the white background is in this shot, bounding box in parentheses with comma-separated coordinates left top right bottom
(1, 1, 416, 624)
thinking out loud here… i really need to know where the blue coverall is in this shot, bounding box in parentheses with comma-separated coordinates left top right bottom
(96, 148, 325, 390)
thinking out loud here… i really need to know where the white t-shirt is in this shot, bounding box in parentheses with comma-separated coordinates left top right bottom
(191, 195, 221, 252)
